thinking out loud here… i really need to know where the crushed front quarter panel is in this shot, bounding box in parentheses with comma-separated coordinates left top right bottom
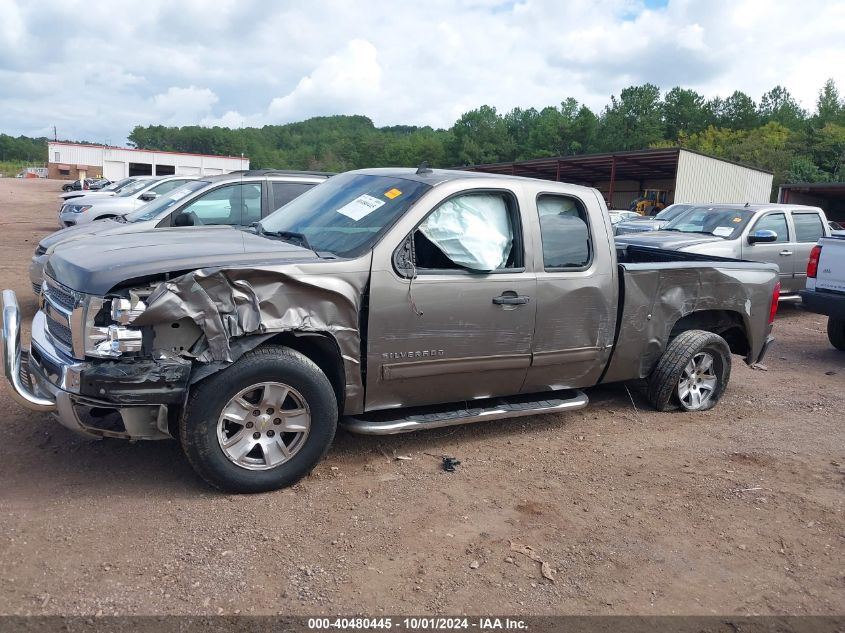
(132, 259, 371, 414)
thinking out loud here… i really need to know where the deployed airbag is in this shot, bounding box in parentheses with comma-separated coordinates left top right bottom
(419, 194, 512, 271)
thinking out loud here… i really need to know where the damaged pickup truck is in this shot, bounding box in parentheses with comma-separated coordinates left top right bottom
(2, 168, 780, 493)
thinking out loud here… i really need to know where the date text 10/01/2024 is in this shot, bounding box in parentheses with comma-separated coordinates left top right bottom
(307, 618, 528, 630)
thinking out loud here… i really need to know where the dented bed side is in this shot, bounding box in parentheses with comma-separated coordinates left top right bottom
(601, 258, 778, 384)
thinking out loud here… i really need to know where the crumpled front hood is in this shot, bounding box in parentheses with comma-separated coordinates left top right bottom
(46, 227, 319, 294)
(614, 230, 726, 251)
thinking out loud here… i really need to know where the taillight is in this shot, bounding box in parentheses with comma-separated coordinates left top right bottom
(769, 282, 780, 324)
(807, 245, 822, 278)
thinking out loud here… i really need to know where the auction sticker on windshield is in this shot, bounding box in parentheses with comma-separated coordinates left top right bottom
(712, 226, 733, 237)
(337, 194, 386, 221)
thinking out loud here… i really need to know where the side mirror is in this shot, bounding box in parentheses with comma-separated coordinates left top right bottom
(139, 192, 158, 202)
(748, 229, 777, 244)
(392, 234, 417, 278)
(173, 212, 193, 227)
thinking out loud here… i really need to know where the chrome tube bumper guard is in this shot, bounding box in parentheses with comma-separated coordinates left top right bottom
(1, 289, 57, 412)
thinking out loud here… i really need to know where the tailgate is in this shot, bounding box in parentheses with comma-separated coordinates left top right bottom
(816, 237, 845, 293)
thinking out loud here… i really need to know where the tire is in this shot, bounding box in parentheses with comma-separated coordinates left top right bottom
(180, 345, 338, 493)
(646, 330, 731, 412)
(828, 317, 845, 351)
(62, 184, 73, 192)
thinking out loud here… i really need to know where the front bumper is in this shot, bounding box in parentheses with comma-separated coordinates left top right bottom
(2, 289, 191, 439)
(57, 211, 77, 228)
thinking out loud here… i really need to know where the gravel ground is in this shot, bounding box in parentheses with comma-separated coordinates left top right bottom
(0, 178, 842, 616)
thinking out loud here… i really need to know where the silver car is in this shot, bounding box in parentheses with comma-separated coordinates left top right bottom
(57, 175, 197, 228)
(58, 176, 143, 203)
(614, 203, 695, 235)
(615, 203, 831, 294)
(30, 170, 331, 295)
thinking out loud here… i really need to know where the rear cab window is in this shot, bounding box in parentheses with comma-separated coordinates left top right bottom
(536, 194, 592, 270)
(792, 212, 825, 242)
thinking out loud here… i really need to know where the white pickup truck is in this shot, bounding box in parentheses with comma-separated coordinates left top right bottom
(800, 236, 845, 350)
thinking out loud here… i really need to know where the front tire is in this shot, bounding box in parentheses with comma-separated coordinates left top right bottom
(180, 345, 338, 493)
(646, 330, 731, 412)
(828, 317, 845, 351)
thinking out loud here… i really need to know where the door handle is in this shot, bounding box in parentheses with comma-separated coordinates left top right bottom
(493, 293, 530, 305)
(779, 250, 793, 256)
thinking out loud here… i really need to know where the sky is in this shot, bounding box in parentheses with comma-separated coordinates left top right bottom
(0, 0, 843, 144)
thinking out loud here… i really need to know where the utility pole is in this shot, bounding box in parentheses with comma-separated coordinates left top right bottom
(53, 126, 57, 141)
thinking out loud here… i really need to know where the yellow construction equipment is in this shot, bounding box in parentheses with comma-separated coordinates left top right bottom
(629, 189, 669, 216)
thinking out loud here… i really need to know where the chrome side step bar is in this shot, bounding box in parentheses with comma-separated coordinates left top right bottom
(342, 389, 589, 435)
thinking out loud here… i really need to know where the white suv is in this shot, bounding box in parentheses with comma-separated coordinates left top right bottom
(57, 175, 196, 228)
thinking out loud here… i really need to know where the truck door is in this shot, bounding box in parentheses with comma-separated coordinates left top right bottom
(521, 191, 618, 392)
(365, 189, 536, 410)
(790, 211, 827, 290)
(743, 211, 795, 291)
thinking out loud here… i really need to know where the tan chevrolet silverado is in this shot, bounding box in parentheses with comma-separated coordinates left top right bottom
(2, 168, 780, 493)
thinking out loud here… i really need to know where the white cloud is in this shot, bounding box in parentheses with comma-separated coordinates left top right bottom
(267, 39, 382, 123)
(0, 0, 842, 144)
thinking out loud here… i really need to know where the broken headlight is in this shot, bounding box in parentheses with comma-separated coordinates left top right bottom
(84, 295, 147, 357)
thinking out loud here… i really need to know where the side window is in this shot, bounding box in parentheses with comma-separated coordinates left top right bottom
(751, 212, 789, 243)
(173, 183, 262, 227)
(150, 179, 189, 196)
(412, 192, 521, 272)
(792, 212, 825, 243)
(537, 194, 592, 269)
(272, 182, 316, 212)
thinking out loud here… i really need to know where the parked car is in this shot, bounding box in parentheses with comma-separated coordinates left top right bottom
(88, 178, 111, 190)
(61, 178, 98, 192)
(2, 168, 779, 493)
(799, 235, 845, 351)
(29, 170, 332, 295)
(615, 203, 830, 295)
(57, 175, 198, 228)
(608, 210, 640, 234)
(59, 176, 147, 203)
(614, 203, 695, 235)
(829, 220, 845, 237)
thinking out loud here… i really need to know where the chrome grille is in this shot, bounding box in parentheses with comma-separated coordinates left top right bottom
(42, 277, 81, 357)
(31, 281, 42, 296)
(44, 278, 76, 312)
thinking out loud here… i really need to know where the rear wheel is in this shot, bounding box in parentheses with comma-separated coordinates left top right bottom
(180, 345, 337, 493)
(828, 317, 845, 351)
(646, 330, 731, 412)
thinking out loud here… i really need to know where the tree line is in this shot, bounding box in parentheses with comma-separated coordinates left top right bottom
(5, 80, 844, 190)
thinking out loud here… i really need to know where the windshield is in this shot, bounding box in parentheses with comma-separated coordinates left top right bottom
(258, 173, 432, 257)
(103, 177, 133, 192)
(124, 180, 210, 223)
(655, 203, 694, 221)
(117, 178, 155, 197)
(662, 206, 755, 239)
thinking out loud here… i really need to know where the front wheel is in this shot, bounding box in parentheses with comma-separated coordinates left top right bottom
(180, 345, 338, 493)
(828, 317, 845, 351)
(646, 330, 731, 412)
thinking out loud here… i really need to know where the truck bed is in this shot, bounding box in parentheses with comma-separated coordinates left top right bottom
(600, 245, 779, 384)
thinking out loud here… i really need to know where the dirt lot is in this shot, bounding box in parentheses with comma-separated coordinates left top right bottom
(0, 178, 842, 616)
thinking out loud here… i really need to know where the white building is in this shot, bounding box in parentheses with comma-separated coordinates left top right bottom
(47, 142, 249, 181)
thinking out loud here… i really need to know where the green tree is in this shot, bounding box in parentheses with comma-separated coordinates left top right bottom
(662, 87, 709, 139)
(758, 86, 806, 130)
